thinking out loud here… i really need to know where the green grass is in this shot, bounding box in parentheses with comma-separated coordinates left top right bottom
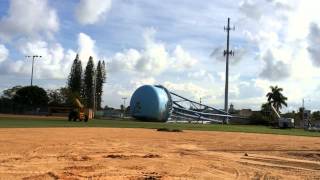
(0, 116, 319, 137)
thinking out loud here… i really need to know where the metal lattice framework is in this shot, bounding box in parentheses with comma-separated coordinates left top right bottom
(156, 85, 232, 123)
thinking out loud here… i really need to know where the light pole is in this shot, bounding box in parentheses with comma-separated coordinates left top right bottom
(93, 69, 97, 118)
(25, 55, 42, 86)
(122, 97, 127, 118)
(199, 96, 209, 109)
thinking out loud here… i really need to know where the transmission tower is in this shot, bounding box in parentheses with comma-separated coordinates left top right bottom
(223, 17, 235, 123)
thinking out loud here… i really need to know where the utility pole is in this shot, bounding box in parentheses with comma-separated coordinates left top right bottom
(199, 97, 208, 109)
(25, 55, 42, 86)
(302, 98, 305, 128)
(93, 69, 97, 117)
(223, 17, 235, 124)
(122, 97, 127, 118)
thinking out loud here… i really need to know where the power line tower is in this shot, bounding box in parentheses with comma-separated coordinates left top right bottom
(25, 55, 42, 86)
(223, 17, 235, 124)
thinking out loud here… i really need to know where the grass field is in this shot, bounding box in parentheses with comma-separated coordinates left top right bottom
(0, 115, 319, 137)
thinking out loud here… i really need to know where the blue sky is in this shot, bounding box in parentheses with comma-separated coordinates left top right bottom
(0, 0, 320, 112)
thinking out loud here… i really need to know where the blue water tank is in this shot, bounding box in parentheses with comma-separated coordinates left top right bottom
(130, 85, 171, 122)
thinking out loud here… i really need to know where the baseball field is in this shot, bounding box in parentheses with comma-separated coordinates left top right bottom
(0, 114, 319, 179)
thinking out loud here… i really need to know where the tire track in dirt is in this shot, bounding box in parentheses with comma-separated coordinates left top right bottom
(241, 155, 320, 171)
(22, 172, 59, 180)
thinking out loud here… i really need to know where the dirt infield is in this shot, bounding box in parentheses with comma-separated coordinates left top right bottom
(0, 128, 319, 179)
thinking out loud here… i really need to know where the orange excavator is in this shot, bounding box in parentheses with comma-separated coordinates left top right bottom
(68, 98, 91, 122)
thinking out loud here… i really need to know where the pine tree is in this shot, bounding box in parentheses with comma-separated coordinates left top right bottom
(83, 56, 95, 108)
(102, 61, 106, 81)
(68, 54, 82, 97)
(95, 60, 106, 110)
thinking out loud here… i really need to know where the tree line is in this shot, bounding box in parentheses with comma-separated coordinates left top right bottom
(0, 54, 106, 113)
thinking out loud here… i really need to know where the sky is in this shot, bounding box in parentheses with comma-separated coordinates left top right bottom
(0, 0, 320, 112)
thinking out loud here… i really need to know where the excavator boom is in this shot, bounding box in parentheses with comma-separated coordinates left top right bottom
(75, 98, 84, 108)
(270, 103, 294, 128)
(270, 104, 281, 119)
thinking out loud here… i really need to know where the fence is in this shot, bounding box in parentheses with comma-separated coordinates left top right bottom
(0, 100, 48, 115)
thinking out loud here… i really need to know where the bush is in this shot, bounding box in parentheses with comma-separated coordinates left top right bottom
(13, 86, 49, 107)
(157, 128, 183, 132)
(249, 112, 270, 125)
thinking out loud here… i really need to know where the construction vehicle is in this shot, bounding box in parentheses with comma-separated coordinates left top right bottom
(270, 104, 294, 128)
(303, 109, 320, 132)
(68, 98, 90, 122)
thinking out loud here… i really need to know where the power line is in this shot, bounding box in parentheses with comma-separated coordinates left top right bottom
(223, 17, 235, 124)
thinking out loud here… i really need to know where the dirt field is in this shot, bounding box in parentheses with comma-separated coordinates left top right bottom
(0, 128, 319, 179)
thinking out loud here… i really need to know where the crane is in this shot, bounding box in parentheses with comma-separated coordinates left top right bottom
(270, 104, 294, 128)
(68, 98, 90, 122)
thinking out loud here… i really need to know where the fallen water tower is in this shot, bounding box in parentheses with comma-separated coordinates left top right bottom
(130, 85, 231, 123)
(130, 85, 171, 122)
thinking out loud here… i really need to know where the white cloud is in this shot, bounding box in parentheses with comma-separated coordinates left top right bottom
(135, 28, 169, 75)
(0, 45, 9, 63)
(78, 32, 98, 64)
(109, 49, 141, 73)
(259, 50, 290, 81)
(163, 81, 213, 101)
(239, 0, 292, 21)
(75, 0, 112, 25)
(286, 1, 320, 41)
(307, 23, 320, 67)
(171, 45, 197, 70)
(187, 70, 215, 82)
(0, 0, 59, 41)
(0, 40, 76, 79)
(18, 40, 48, 57)
(130, 77, 156, 89)
(109, 28, 198, 76)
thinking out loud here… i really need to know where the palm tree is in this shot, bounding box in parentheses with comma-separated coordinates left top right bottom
(266, 86, 288, 112)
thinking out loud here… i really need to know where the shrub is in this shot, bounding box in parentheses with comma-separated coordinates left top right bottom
(157, 128, 183, 132)
(13, 86, 48, 107)
(249, 112, 270, 125)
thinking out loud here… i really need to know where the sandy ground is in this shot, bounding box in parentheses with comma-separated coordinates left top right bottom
(0, 128, 319, 179)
